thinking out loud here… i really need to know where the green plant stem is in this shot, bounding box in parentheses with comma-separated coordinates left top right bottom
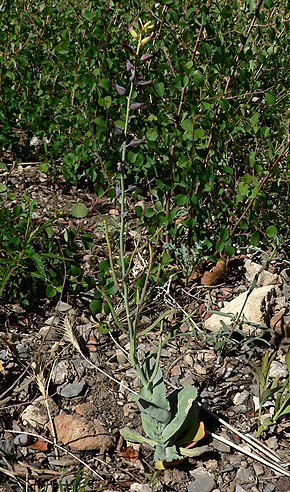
(118, 32, 147, 387)
(103, 218, 120, 292)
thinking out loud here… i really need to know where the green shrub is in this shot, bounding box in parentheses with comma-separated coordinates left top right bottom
(0, 0, 289, 253)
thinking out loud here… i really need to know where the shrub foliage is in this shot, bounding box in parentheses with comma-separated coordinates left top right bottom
(0, 0, 289, 254)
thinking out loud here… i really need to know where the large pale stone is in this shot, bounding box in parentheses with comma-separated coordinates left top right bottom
(204, 285, 276, 333)
(244, 260, 278, 286)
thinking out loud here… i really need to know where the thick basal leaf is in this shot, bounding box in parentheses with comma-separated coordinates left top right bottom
(120, 427, 157, 448)
(141, 412, 163, 442)
(162, 386, 198, 443)
(137, 396, 171, 424)
(140, 353, 169, 410)
(153, 443, 180, 463)
(176, 421, 205, 448)
(180, 444, 210, 457)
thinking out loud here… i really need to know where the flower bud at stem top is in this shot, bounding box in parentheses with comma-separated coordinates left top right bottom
(128, 26, 139, 39)
(143, 21, 154, 31)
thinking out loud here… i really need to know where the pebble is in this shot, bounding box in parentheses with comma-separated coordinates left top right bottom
(252, 462, 264, 476)
(233, 390, 250, 405)
(265, 436, 278, 450)
(51, 360, 70, 385)
(130, 484, 152, 492)
(263, 484, 275, 492)
(235, 486, 247, 492)
(0, 439, 15, 456)
(56, 301, 72, 312)
(269, 361, 288, 379)
(275, 477, 290, 491)
(235, 466, 254, 484)
(116, 348, 128, 365)
(13, 433, 34, 446)
(57, 381, 86, 397)
(188, 469, 216, 492)
(212, 433, 231, 453)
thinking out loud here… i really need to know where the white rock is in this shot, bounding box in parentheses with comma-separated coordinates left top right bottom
(21, 396, 58, 428)
(233, 390, 250, 405)
(269, 360, 288, 379)
(204, 285, 276, 333)
(130, 484, 152, 492)
(244, 260, 278, 286)
(56, 301, 72, 312)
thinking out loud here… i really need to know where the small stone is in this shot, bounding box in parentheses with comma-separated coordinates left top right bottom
(265, 436, 278, 450)
(171, 365, 182, 376)
(235, 486, 247, 492)
(13, 433, 34, 447)
(235, 466, 254, 484)
(180, 373, 195, 387)
(212, 433, 231, 453)
(194, 363, 207, 375)
(276, 477, 290, 492)
(51, 360, 70, 385)
(235, 484, 246, 492)
(244, 260, 278, 286)
(44, 316, 60, 326)
(188, 469, 215, 492)
(56, 301, 72, 312)
(233, 390, 250, 405)
(0, 439, 15, 456)
(269, 360, 287, 379)
(58, 381, 86, 398)
(39, 325, 60, 340)
(183, 354, 193, 367)
(116, 348, 128, 365)
(263, 483, 276, 492)
(21, 396, 58, 429)
(252, 462, 264, 476)
(204, 285, 276, 333)
(130, 484, 152, 492)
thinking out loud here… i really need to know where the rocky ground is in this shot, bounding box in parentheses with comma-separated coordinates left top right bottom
(0, 164, 290, 492)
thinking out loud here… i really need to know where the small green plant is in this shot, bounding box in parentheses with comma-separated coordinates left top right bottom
(39, 468, 89, 492)
(254, 347, 290, 437)
(0, 198, 94, 305)
(165, 240, 208, 283)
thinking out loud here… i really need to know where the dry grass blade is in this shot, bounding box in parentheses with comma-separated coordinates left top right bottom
(7, 430, 104, 480)
(202, 405, 290, 476)
(210, 431, 290, 477)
